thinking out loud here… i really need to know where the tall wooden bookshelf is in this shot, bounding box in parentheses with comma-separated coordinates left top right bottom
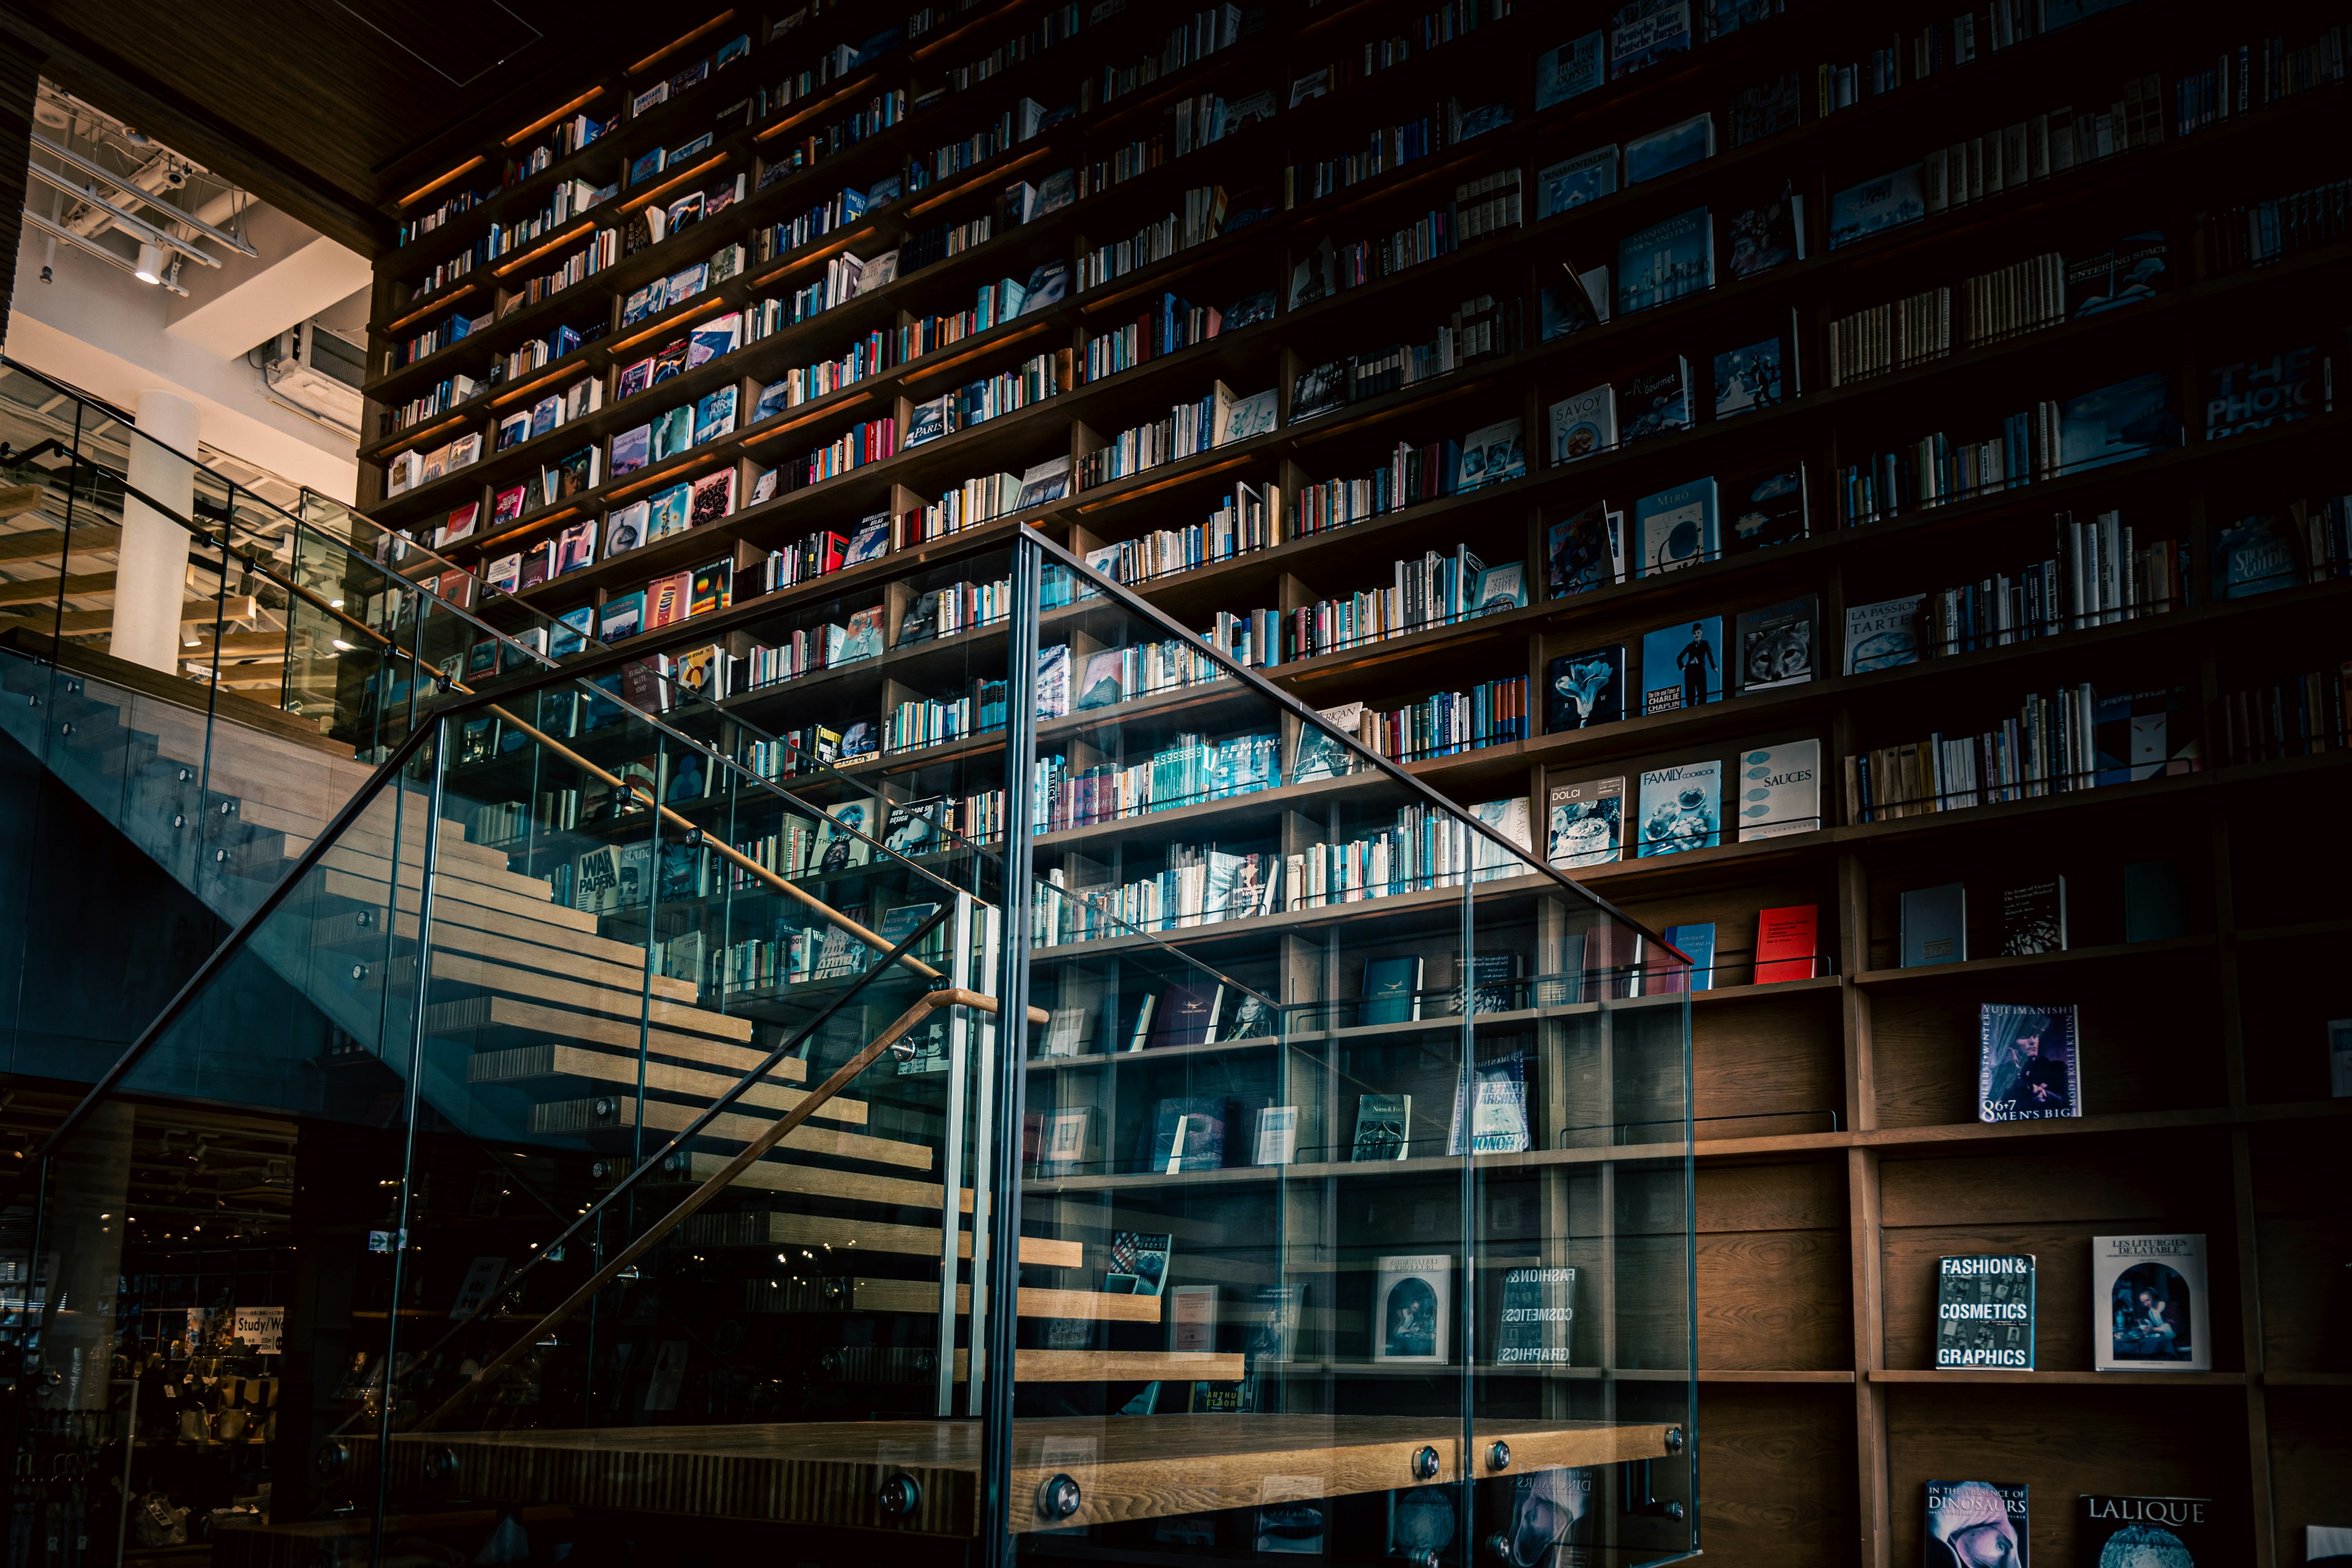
(358, 0, 2352, 1562)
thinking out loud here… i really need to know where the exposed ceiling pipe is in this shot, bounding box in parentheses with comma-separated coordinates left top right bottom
(64, 145, 171, 236)
(28, 130, 257, 255)
(24, 160, 222, 266)
(20, 207, 188, 295)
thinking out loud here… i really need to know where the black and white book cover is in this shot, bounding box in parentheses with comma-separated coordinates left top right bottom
(2078, 1495, 2215, 1564)
(1735, 595, 1817, 692)
(1977, 1003, 2079, 1122)
(1998, 878, 2068, 956)
(1494, 1264, 1576, 1365)
(1373, 1254, 1451, 1362)
(2092, 1233, 2210, 1371)
(1935, 1254, 2034, 1369)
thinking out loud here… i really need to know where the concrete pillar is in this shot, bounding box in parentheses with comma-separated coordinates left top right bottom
(108, 387, 199, 673)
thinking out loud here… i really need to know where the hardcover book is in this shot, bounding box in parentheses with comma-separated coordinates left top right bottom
(1169, 1284, 1218, 1353)
(1609, 0, 1692, 76)
(1659, 922, 1715, 990)
(2067, 230, 2169, 316)
(1494, 1264, 1575, 1365)
(1247, 1283, 1305, 1364)
(1735, 595, 1816, 692)
(1447, 1048, 1529, 1155)
(1548, 385, 1616, 464)
(1935, 1255, 2035, 1369)
(1617, 208, 1713, 313)
(2332, 1018, 2352, 1097)
(1636, 760, 1721, 856)
(1922, 1480, 2028, 1566)
(1754, 903, 1819, 982)
(1619, 357, 1694, 443)
(1253, 1105, 1298, 1166)
(2078, 1496, 2215, 1564)
(1726, 183, 1806, 277)
(1351, 1092, 1412, 1160)
(1999, 879, 2068, 955)
(1546, 645, 1625, 731)
(2123, 860, 2185, 942)
(2091, 1233, 2210, 1371)
(1728, 71, 1802, 146)
(1536, 145, 1618, 217)
(2061, 371, 2182, 472)
(1735, 738, 1821, 840)
(1289, 358, 1347, 422)
(1828, 165, 1926, 249)
(1844, 594, 1925, 673)
(1623, 112, 1713, 184)
(1457, 418, 1526, 490)
(1106, 1231, 1173, 1295)
(1901, 883, 1967, 967)
(1545, 503, 1623, 597)
(1634, 479, 1719, 575)
(1138, 1095, 1229, 1172)
(2203, 345, 2329, 442)
(1721, 461, 1808, 552)
(1540, 263, 1611, 339)
(1546, 774, 1625, 868)
(1360, 956, 1423, 1025)
(1373, 1254, 1451, 1362)
(1640, 617, 1723, 713)
(1977, 1003, 2080, 1121)
(1534, 32, 1605, 106)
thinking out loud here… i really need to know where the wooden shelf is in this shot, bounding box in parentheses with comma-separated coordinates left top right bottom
(1866, 1370, 2249, 1387)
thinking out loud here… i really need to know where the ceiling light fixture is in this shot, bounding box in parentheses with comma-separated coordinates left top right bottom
(134, 241, 163, 284)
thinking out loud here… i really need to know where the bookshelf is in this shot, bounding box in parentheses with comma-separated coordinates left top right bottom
(358, 0, 2352, 1563)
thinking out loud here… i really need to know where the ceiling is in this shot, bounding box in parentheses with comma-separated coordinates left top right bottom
(0, 0, 654, 255)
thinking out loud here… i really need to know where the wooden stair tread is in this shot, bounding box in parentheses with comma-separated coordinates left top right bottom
(469, 1044, 857, 1123)
(851, 1278, 1159, 1322)
(310, 899, 682, 982)
(356, 914, 698, 1004)
(372, 1415, 1675, 1535)
(683, 1209, 1071, 1265)
(317, 867, 597, 933)
(680, 1152, 946, 1210)
(530, 1098, 927, 1170)
(405, 951, 750, 1040)
(422, 993, 769, 1063)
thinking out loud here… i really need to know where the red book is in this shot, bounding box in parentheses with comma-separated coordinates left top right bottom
(1753, 905, 1820, 984)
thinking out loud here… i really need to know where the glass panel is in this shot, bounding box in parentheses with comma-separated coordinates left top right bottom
(1000, 531, 1694, 1566)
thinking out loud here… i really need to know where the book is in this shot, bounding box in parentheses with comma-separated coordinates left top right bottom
(1636, 760, 1721, 856)
(2122, 860, 2185, 942)
(1373, 1254, 1450, 1362)
(603, 500, 650, 559)
(1735, 596, 1816, 692)
(1360, 956, 1422, 1025)
(1844, 594, 1925, 673)
(1465, 951, 1517, 1014)
(1640, 617, 1722, 713)
(1661, 922, 1714, 990)
(1977, 1003, 2080, 1121)
(2203, 345, 2329, 442)
(1036, 1106, 1098, 1175)
(1624, 112, 1713, 184)
(1253, 1105, 1298, 1166)
(1998, 879, 2067, 956)
(1534, 32, 1604, 107)
(843, 513, 891, 566)
(1726, 183, 1806, 279)
(1246, 1283, 1304, 1368)
(1169, 1284, 1218, 1354)
(1546, 645, 1625, 731)
(1547, 774, 1625, 868)
(1289, 358, 1347, 422)
(2332, 1018, 2352, 1097)
(1351, 1092, 1411, 1160)
(1139, 1096, 1227, 1172)
(1107, 1231, 1172, 1295)
(1292, 701, 1361, 782)
(1901, 884, 1967, 967)
(1619, 357, 1694, 443)
(1617, 207, 1712, 314)
(1754, 903, 1819, 982)
(2061, 371, 2181, 472)
(1456, 419, 1526, 491)
(1828, 165, 1926, 249)
(1546, 503, 1623, 596)
(2209, 511, 2302, 598)
(1714, 336, 1788, 418)
(1448, 1048, 1528, 1155)
(1634, 479, 1718, 575)
(1728, 70, 1802, 145)
(1610, 0, 1691, 76)
(1936, 1255, 2035, 1370)
(1536, 145, 1618, 217)
(1494, 1264, 1575, 1365)
(692, 386, 737, 444)
(1219, 388, 1279, 444)
(1548, 385, 1616, 464)
(599, 591, 644, 643)
(1540, 262, 1611, 339)
(1017, 456, 1071, 508)
(2091, 1233, 2210, 1371)
(1923, 1480, 2029, 1566)
(1035, 644, 1071, 717)
(1722, 460, 1808, 554)
(1148, 980, 1221, 1050)
(2067, 230, 2169, 317)
(1471, 562, 1526, 614)
(2078, 1496, 2215, 1564)
(647, 483, 692, 540)
(651, 404, 693, 460)
(1735, 738, 1820, 840)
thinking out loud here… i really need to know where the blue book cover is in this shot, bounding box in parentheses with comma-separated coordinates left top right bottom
(1722, 461, 1807, 552)
(1536, 146, 1619, 219)
(1546, 502, 1621, 596)
(1635, 760, 1721, 857)
(550, 605, 595, 657)
(1663, 923, 1715, 990)
(1624, 113, 1713, 184)
(1900, 883, 1967, 967)
(1545, 645, 1624, 731)
(2210, 513, 2301, 598)
(1842, 594, 1924, 673)
(1634, 478, 1719, 576)
(1610, 0, 1692, 77)
(2203, 345, 2327, 441)
(1535, 32, 1605, 105)
(1640, 617, 1724, 714)
(1978, 1003, 2080, 1121)
(2059, 372, 2180, 473)
(1360, 956, 1422, 1026)
(1617, 208, 1713, 313)
(1713, 336, 1785, 418)
(2067, 231, 2168, 317)
(1827, 165, 1926, 249)
(1619, 357, 1693, 443)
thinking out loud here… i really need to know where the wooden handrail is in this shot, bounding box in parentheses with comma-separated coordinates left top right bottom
(411, 986, 1005, 1432)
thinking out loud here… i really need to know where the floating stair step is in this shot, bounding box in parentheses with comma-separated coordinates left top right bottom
(397, 953, 742, 1038)
(683, 1209, 1074, 1267)
(364, 924, 698, 1006)
(424, 994, 752, 1054)
(468, 1044, 850, 1123)
(530, 1097, 927, 1170)
(850, 1278, 1160, 1322)
(678, 1152, 944, 1211)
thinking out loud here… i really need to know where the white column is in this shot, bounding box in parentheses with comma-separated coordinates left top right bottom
(108, 387, 200, 673)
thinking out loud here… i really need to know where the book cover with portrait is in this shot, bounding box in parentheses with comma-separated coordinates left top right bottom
(2091, 1234, 2209, 1371)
